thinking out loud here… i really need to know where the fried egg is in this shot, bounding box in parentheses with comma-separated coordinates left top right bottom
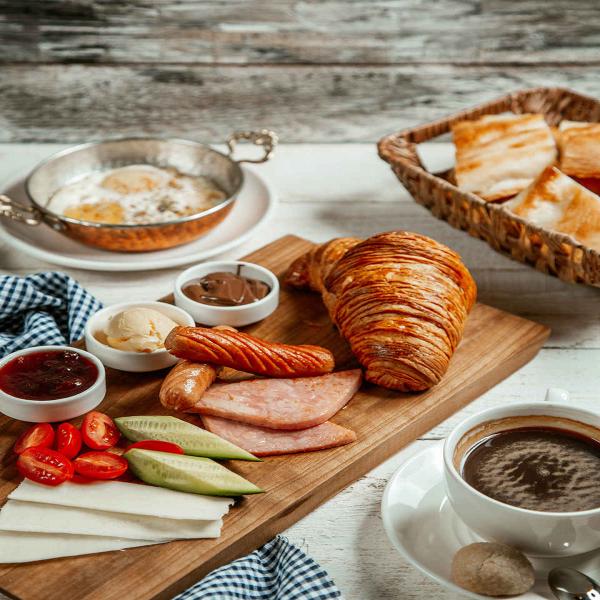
(47, 165, 227, 225)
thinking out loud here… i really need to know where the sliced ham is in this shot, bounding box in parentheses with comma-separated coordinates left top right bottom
(187, 369, 362, 430)
(202, 415, 357, 457)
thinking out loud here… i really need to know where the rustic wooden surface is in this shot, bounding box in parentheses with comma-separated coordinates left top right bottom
(1, 1, 600, 142)
(2, 1, 599, 65)
(0, 234, 549, 600)
(1, 1, 600, 594)
(1, 142, 600, 598)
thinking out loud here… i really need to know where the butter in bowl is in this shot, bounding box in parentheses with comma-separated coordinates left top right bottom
(85, 301, 194, 372)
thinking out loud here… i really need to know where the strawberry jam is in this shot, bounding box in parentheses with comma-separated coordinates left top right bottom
(0, 350, 98, 400)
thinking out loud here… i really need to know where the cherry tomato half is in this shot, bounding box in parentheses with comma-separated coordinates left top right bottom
(55, 422, 82, 459)
(74, 451, 128, 480)
(81, 411, 120, 450)
(106, 446, 125, 456)
(14, 423, 55, 455)
(71, 473, 95, 484)
(17, 447, 74, 486)
(127, 440, 184, 454)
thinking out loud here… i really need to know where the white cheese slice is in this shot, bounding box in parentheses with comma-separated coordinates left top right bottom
(8, 480, 233, 521)
(0, 500, 222, 541)
(0, 531, 159, 563)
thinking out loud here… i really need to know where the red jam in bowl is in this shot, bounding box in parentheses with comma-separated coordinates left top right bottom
(0, 350, 98, 401)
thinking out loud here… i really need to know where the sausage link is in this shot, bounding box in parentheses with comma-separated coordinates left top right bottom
(159, 360, 217, 412)
(164, 326, 335, 377)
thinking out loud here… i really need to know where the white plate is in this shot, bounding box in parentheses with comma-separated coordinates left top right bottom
(0, 166, 276, 272)
(381, 443, 600, 600)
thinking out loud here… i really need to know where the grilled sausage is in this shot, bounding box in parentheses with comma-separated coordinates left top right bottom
(159, 360, 218, 412)
(164, 326, 335, 378)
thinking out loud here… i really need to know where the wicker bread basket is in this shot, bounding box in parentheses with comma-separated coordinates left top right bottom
(378, 87, 600, 286)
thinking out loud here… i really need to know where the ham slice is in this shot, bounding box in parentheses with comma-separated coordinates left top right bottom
(202, 416, 357, 457)
(187, 369, 362, 430)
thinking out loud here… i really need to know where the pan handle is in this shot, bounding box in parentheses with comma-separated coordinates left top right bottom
(0, 194, 41, 226)
(226, 130, 278, 164)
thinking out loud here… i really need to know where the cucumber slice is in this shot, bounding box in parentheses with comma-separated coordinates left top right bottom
(125, 448, 263, 497)
(114, 416, 260, 462)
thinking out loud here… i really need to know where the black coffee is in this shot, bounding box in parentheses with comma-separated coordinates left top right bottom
(461, 427, 600, 512)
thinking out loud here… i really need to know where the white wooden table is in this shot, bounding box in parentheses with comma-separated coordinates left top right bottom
(1, 143, 598, 600)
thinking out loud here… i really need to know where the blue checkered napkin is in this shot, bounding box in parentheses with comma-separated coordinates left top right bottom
(0, 272, 102, 358)
(176, 536, 342, 600)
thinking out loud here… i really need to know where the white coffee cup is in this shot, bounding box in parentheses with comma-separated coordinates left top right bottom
(443, 391, 600, 556)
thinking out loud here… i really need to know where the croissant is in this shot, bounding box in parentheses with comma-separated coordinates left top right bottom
(286, 237, 361, 293)
(284, 231, 477, 391)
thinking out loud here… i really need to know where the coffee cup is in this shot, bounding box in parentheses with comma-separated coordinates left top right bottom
(443, 390, 600, 556)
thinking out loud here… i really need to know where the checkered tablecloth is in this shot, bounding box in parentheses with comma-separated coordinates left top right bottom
(0, 272, 102, 358)
(175, 536, 342, 600)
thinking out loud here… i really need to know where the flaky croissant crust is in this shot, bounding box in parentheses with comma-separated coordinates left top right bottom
(285, 231, 477, 391)
(285, 237, 360, 294)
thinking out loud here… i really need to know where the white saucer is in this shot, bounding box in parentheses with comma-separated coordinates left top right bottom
(0, 166, 276, 272)
(381, 443, 600, 599)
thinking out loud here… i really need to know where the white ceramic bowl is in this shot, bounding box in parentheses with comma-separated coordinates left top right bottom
(84, 301, 194, 372)
(443, 392, 600, 557)
(0, 345, 106, 422)
(174, 261, 279, 327)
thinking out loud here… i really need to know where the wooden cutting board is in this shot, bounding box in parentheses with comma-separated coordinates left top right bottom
(0, 235, 549, 600)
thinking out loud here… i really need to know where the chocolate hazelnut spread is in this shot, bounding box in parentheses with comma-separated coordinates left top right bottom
(182, 271, 271, 307)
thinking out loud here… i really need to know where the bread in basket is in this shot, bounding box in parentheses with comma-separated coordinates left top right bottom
(378, 87, 600, 286)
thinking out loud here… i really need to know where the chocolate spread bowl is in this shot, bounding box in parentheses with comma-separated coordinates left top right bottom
(0, 131, 277, 252)
(174, 261, 279, 327)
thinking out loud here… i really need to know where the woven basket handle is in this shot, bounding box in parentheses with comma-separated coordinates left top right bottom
(227, 130, 278, 164)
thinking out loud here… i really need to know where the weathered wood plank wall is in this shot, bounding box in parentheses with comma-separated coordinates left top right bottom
(0, 0, 599, 142)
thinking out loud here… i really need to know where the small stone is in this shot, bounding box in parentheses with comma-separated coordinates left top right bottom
(451, 542, 535, 597)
